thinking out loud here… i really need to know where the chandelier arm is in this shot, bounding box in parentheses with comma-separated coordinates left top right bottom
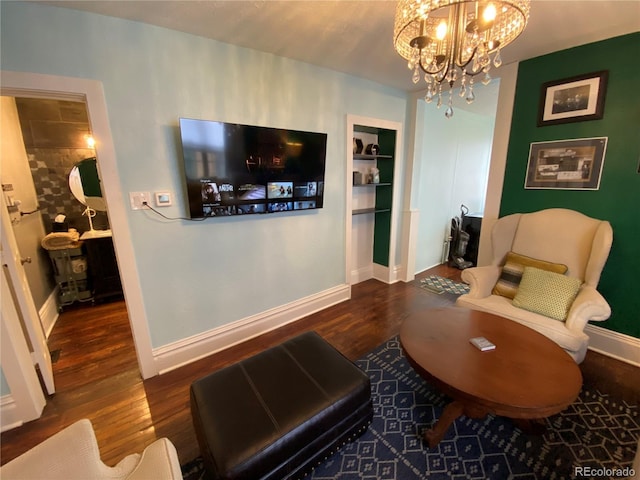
(416, 50, 484, 83)
(450, 2, 463, 68)
(457, 46, 478, 73)
(450, 3, 480, 74)
(417, 55, 447, 77)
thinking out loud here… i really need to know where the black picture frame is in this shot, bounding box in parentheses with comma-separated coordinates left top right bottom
(524, 137, 608, 190)
(537, 71, 608, 127)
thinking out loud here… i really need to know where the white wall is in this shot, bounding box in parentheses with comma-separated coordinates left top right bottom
(0, 2, 408, 350)
(413, 83, 498, 273)
(0, 97, 52, 309)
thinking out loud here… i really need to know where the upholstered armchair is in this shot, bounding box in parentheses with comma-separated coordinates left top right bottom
(457, 208, 613, 363)
(0, 419, 183, 479)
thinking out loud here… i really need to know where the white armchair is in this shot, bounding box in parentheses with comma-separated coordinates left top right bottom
(457, 208, 613, 363)
(0, 419, 183, 480)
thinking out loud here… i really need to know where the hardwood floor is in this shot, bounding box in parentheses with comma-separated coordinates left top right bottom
(1, 265, 638, 468)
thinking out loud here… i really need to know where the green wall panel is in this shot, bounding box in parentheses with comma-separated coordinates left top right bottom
(373, 211, 391, 266)
(500, 32, 640, 337)
(372, 129, 397, 266)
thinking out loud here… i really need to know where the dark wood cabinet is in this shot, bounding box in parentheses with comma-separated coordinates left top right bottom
(84, 236, 123, 303)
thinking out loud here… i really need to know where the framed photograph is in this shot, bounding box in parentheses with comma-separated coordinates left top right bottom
(525, 137, 608, 190)
(537, 71, 608, 126)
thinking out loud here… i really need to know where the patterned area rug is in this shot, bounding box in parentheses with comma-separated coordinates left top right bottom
(182, 337, 639, 480)
(419, 275, 470, 295)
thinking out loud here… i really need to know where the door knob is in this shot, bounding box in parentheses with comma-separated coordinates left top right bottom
(21, 256, 32, 265)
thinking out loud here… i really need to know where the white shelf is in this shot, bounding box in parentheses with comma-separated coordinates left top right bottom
(352, 208, 391, 216)
(353, 182, 391, 188)
(353, 153, 392, 160)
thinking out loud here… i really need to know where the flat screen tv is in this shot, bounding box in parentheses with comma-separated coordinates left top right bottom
(179, 118, 327, 218)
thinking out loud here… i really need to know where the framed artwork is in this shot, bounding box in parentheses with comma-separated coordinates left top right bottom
(524, 137, 608, 190)
(537, 71, 608, 126)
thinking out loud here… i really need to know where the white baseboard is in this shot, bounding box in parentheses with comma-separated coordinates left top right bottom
(372, 263, 389, 283)
(351, 265, 374, 285)
(40, 288, 60, 339)
(0, 394, 23, 432)
(152, 283, 351, 374)
(372, 263, 402, 284)
(150, 283, 638, 373)
(352, 264, 403, 285)
(586, 324, 640, 367)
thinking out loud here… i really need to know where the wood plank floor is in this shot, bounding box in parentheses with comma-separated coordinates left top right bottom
(2, 265, 638, 468)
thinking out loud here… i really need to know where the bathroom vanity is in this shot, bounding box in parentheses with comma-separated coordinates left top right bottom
(81, 229, 123, 304)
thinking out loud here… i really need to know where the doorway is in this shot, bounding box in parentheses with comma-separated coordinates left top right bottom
(1, 93, 135, 389)
(413, 80, 500, 274)
(0, 71, 156, 404)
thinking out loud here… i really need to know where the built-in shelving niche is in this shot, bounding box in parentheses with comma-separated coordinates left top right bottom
(350, 122, 398, 284)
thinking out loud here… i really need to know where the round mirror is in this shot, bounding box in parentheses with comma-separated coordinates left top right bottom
(69, 157, 107, 212)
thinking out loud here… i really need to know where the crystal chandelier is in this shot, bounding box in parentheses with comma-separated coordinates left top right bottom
(394, 0, 530, 118)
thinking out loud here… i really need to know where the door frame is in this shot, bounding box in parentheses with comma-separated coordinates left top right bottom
(1, 70, 157, 379)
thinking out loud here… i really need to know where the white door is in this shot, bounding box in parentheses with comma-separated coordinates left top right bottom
(0, 193, 55, 395)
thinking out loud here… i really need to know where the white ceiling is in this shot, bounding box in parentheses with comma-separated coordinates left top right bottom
(33, 0, 640, 92)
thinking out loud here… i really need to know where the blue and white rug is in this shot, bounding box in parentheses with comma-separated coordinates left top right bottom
(183, 337, 639, 479)
(419, 276, 470, 296)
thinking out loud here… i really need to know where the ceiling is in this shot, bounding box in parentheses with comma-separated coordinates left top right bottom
(33, 0, 640, 92)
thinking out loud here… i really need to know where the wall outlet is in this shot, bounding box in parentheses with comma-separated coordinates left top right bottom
(129, 191, 151, 210)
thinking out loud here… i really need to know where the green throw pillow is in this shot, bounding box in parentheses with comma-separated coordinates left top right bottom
(512, 266, 582, 321)
(492, 251, 568, 299)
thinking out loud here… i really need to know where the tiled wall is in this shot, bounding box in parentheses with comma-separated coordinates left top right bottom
(15, 98, 109, 233)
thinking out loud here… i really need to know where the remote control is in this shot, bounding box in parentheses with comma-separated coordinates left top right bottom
(470, 336, 496, 351)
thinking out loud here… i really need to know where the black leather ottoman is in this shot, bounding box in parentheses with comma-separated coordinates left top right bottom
(190, 331, 373, 480)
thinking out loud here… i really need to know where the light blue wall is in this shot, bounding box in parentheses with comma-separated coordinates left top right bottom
(1, 2, 408, 347)
(0, 368, 9, 396)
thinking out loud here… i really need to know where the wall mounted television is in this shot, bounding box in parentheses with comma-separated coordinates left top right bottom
(179, 118, 327, 218)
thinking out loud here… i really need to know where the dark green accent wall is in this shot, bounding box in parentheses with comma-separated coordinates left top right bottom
(500, 32, 640, 337)
(373, 129, 397, 266)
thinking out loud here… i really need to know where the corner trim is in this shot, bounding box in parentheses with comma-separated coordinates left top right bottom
(586, 324, 640, 367)
(152, 284, 351, 374)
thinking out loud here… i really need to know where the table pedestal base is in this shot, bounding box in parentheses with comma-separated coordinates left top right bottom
(512, 418, 547, 435)
(424, 401, 549, 448)
(424, 401, 488, 448)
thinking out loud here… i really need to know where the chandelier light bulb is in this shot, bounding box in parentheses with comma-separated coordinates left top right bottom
(436, 20, 448, 40)
(483, 4, 497, 23)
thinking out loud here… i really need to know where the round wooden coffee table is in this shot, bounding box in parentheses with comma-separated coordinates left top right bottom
(400, 306, 582, 447)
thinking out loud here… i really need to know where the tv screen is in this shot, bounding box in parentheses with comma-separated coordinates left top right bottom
(179, 118, 327, 218)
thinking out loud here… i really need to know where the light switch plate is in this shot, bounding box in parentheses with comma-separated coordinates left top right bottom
(155, 191, 172, 207)
(129, 191, 151, 210)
